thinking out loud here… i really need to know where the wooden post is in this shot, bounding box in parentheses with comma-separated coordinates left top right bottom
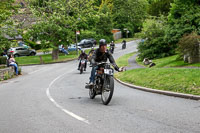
(39, 56, 44, 64)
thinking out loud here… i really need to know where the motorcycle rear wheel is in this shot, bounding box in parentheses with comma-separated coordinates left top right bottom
(101, 76, 114, 105)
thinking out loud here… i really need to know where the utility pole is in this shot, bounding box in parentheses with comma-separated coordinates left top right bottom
(76, 31, 78, 55)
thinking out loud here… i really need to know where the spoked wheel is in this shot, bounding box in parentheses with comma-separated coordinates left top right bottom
(80, 66, 83, 74)
(101, 76, 114, 105)
(89, 88, 96, 99)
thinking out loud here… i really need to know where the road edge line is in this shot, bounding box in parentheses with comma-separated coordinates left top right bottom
(46, 71, 90, 125)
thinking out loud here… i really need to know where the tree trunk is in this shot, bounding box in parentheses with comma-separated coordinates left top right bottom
(52, 48, 59, 60)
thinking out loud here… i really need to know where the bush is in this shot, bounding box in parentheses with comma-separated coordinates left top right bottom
(0, 56, 7, 65)
(137, 18, 175, 60)
(18, 67, 22, 75)
(177, 32, 200, 57)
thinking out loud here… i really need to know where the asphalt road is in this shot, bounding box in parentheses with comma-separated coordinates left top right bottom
(0, 40, 200, 133)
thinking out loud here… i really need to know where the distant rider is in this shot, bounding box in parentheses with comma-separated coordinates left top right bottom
(110, 41, 115, 54)
(88, 47, 95, 64)
(122, 40, 126, 49)
(78, 50, 88, 71)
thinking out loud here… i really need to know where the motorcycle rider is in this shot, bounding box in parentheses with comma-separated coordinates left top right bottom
(110, 41, 115, 54)
(122, 40, 126, 49)
(88, 47, 95, 64)
(87, 39, 121, 86)
(78, 50, 88, 71)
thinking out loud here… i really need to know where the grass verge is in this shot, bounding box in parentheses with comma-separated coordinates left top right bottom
(116, 52, 136, 67)
(136, 55, 200, 68)
(16, 51, 79, 65)
(115, 53, 200, 95)
(115, 68, 200, 95)
(15, 48, 94, 66)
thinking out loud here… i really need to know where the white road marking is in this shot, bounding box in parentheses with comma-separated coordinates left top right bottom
(46, 72, 90, 125)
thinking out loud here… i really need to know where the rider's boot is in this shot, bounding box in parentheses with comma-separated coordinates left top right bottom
(85, 82, 94, 89)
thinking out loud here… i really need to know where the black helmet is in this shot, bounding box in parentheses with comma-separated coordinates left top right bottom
(99, 39, 107, 47)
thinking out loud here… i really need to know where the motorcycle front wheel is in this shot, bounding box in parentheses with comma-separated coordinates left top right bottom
(101, 76, 114, 105)
(80, 66, 83, 74)
(89, 88, 96, 99)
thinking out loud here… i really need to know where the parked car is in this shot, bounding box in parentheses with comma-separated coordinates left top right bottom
(68, 44, 82, 51)
(87, 38, 96, 46)
(78, 39, 95, 48)
(59, 44, 81, 52)
(7, 46, 36, 57)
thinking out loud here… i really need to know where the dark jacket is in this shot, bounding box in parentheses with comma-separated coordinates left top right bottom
(91, 48, 119, 71)
(78, 53, 88, 60)
(110, 43, 115, 48)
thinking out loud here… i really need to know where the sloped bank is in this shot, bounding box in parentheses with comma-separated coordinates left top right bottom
(115, 53, 200, 100)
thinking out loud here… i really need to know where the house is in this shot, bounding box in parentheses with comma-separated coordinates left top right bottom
(111, 29, 122, 40)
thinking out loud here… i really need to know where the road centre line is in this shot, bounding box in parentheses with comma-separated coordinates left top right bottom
(46, 71, 90, 125)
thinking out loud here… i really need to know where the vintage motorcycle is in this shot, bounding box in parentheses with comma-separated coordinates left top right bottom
(122, 43, 126, 49)
(110, 46, 114, 54)
(80, 59, 87, 74)
(86, 62, 115, 105)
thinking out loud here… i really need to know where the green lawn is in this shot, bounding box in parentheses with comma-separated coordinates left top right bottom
(16, 51, 79, 65)
(15, 48, 95, 66)
(136, 55, 200, 68)
(115, 68, 200, 95)
(116, 53, 200, 95)
(116, 52, 136, 67)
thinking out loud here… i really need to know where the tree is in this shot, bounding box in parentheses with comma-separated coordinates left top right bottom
(147, 0, 174, 16)
(0, 0, 18, 52)
(26, 0, 96, 60)
(166, 0, 200, 46)
(112, 0, 148, 36)
(0, 0, 15, 25)
(95, 0, 113, 42)
(93, 0, 102, 7)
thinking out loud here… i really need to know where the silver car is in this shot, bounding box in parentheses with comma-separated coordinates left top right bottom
(7, 46, 36, 57)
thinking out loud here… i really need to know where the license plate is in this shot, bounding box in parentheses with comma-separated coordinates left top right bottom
(81, 60, 85, 63)
(104, 69, 113, 75)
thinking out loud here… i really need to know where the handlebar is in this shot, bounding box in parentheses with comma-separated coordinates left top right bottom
(96, 62, 114, 66)
(89, 62, 114, 67)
